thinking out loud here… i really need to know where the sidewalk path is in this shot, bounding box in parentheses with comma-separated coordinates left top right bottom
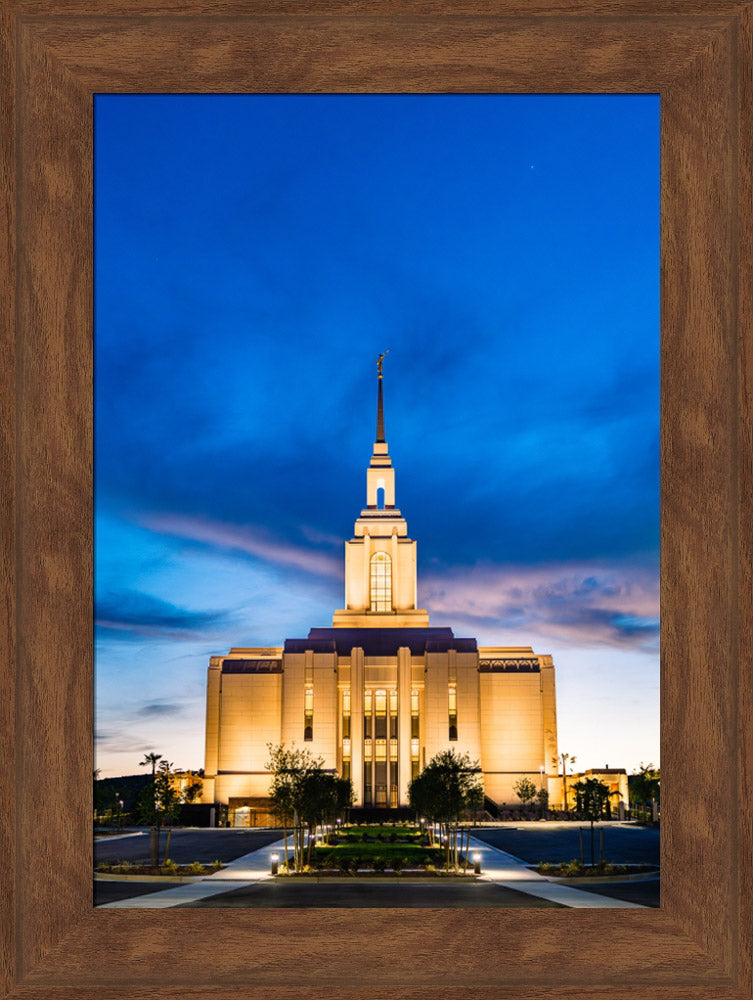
(100, 834, 647, 909)
(98, 837, 286, 908)
(467, 835, 646, 908)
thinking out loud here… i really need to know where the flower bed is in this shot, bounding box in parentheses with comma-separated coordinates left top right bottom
(532, 860, 658, 878)
(96, 860, 224, 877)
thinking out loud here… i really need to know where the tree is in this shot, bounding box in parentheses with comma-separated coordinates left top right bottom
(536, 787, 549, 816)
(629, 763, 660, 818)
(513, 777, 537, 811)
(182, 781, 203, 804)
(265, 743, 353, 872)
(572, 777, 610, 865)
(408, 749, 483, 871)
(135, 755, 179, 866)
(139, 752, 163, 780)
(552, 752, 576, 811)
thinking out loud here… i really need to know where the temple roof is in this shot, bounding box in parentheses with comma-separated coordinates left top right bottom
(284, 626, 477, 656)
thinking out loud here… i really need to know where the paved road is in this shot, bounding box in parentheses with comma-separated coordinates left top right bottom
(179, 879, 563, 908)
(95, 824, 659, 908)
(571, 877, 659, 908)
(471, 822, 660, 866)
(95, 828, 283, 866)
(95, 881, 178, 905)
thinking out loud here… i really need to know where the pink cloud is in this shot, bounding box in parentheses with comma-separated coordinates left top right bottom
(142, 513, 342, 579)
(421, 561, 659, 651)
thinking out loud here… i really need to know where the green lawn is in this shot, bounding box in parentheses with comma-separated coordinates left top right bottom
(309, 825, 462, 869)
(314, 843, 443, 865)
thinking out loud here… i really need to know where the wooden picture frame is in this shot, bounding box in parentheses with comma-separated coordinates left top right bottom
(2, 2, 751, 997)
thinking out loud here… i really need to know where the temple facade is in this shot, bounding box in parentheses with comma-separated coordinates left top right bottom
(202, 361, 560, 824)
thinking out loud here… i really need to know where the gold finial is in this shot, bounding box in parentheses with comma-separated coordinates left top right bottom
(377, 349, 390, 377)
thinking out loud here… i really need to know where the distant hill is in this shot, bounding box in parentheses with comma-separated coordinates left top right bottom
(94, 773, 151, 812)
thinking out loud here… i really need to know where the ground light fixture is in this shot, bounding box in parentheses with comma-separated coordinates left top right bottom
(473, 853, 482, 875)
(270, 853, 279, 876)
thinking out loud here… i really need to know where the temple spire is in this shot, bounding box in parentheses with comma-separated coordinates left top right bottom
(376, 350, 389, 443)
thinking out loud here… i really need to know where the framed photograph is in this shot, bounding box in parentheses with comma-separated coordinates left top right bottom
(3, 2, 751, 997)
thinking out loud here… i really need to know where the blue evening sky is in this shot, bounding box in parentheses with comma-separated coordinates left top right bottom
(95, 95, 660, 778)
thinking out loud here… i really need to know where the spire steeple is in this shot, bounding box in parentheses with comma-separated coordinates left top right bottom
(376, 350, 389, 443)
(332, 349, 429, 628)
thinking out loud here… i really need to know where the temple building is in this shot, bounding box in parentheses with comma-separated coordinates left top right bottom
(202, 359, 560, 825)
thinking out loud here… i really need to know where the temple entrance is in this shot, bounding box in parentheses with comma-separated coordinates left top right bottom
(362, 687, 399, 807)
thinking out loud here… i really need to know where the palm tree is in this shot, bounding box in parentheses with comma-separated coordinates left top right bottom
(139, 752, 162, 778)
(552, 752, 576, 811)
(139, 753, 163, 865)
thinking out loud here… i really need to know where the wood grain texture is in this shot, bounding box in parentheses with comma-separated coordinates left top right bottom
(736, 6, 753, 999)
(1, 3, 751, 999)
(2, 0, 753, 18)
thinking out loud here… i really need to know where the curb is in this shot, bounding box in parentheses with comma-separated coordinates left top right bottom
(540, 870, 660, 884)
(95, 873, 207, 883)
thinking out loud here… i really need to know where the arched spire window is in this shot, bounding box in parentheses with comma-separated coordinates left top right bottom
(369, 552, 392, 612)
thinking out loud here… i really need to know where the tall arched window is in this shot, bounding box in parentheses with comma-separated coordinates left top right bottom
(370, 551, 392, 611)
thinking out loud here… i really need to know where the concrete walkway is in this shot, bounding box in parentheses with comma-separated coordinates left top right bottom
(98, 838, 285, 908)
(467, 835, 646, 908)
(100, 834, 647, 909)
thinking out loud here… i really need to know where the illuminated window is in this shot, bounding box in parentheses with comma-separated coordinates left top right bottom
(411, 688, 420, 739)
(370, 552, 392, 611)
(448, 684, 457, 741)
(342, 738, 351, 759)
(304, 684, 313, 741)
(375, 739, 387, 761)
(364, 688, 373, 737)
(389, 739, 398, 761)
(342, 688, 351, 739)
(364, 739, 373, 761)
(410, 738, 419, 760)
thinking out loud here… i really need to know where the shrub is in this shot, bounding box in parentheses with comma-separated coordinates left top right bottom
(186, 861, 204, 875)
(391, 857, 405, 873)
(538, 862, 552, 873)
(372, 856, 387, 872)
(389, 831, 397, 842)
(563, 859, 584, 877)
(112, 860, 132, 874)
(162, 859, 179, 874)
(211, 859, 222, 871)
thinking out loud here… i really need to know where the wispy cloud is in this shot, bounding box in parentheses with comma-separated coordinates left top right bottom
(141, 701, 185, 717)
(141, 513, 341, 579)
(422, 561, 659, 651)
(96, 591, 229, 641)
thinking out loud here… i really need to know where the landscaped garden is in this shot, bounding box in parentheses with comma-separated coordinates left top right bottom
(276, 823, 477, 876)
(266, 743, 485, 876)
(95, 859, 224, 877)
(531, 860, 659, 879)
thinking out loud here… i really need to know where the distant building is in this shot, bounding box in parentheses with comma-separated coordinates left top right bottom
(202, 362, 561, 826)
(563, 768, 630, 816)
